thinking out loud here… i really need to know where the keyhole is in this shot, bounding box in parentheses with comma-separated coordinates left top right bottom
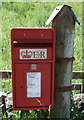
(21, 86, 22, 88)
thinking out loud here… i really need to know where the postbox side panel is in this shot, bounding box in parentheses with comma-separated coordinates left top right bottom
(14, 63, 51, 109)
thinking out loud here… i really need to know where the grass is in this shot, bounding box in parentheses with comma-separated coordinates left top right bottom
(0, 78, 11, 93)
(0, 2, 83, 119)
(1, 2, 82, 71)
(72, 79, 82, 84)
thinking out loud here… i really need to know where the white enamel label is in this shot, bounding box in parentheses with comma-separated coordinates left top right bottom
(27, 72, 41, 98)
(20, 49, 47, 59)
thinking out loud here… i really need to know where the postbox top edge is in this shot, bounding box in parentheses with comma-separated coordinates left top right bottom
(11, 28, 55, 32)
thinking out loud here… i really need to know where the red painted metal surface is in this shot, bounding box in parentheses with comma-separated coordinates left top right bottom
(11, 28, 56, 110)
(56, 57, 75, 62)
(55, 86, 72, 91)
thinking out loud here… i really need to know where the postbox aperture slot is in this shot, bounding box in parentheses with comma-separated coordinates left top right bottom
(13, 38, 53, 44)
(14, 43, 53, 47)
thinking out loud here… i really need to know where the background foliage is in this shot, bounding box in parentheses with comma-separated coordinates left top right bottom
(0, 2, 83, 119)
(1, 2, 82, 71)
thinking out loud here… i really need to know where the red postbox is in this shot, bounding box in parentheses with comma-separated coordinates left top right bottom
(11, 28, 56, 110)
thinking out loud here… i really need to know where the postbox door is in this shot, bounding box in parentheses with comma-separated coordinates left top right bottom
(14, 63, 51, 108)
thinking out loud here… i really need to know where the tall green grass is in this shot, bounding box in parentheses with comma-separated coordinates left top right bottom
(1, 2, 82, 71)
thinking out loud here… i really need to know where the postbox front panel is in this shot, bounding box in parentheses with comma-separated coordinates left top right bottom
(14, 63, 51, 109)
(11, 28, 56, 110)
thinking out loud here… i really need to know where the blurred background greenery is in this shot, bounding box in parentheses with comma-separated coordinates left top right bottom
(1, 2, 82, 71)
(0, 2, 83, 119)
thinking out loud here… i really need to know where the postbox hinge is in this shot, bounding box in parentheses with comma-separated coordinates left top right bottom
(56, 57, 75, 62)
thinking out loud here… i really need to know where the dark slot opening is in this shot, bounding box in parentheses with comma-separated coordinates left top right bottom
(14, 43, 52, 47)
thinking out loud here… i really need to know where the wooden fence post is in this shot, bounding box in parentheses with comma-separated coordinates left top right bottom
(81, 80, 84, 93)
(46, 5, 80, 119)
